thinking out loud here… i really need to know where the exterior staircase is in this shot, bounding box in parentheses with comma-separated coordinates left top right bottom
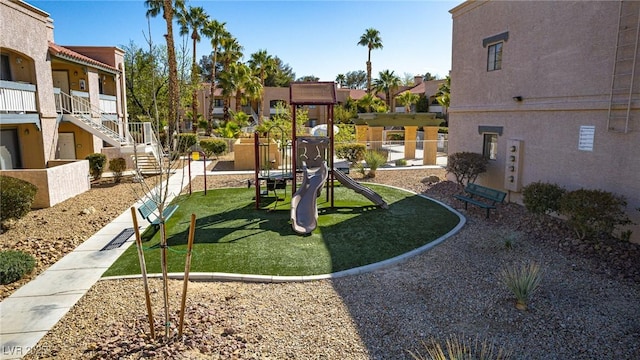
(131, 152, 162, 175)
(608, 0, 640, 133)
(56, 90, 129, 146)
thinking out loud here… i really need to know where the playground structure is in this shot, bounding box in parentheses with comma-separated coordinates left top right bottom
(253, 82, 388, 234)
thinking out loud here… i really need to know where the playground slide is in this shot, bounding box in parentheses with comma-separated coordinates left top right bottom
(290, 161, 329, 234)
(333, 168, 389, 209)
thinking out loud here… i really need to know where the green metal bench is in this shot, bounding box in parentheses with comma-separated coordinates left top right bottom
(137, 199, 179, 228)
(453, 183, 506, 218)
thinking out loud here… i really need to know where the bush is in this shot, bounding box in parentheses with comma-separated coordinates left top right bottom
(446, 152, 488, 186)
(395, 159, 407, 167)
(0, 176, 38, 222)
(108, 157, 127, 183)
(86, 153, 107, 180)
(200, 138, 228, 159)
(335, 143, 366, 164)
(501, 261, 543, 311)
(363, 150, 388, 178)
(559, 189, 632, 240)
(0, 250, 36, 284)
(175, 133, 198, 154)
(408, 334, 512, 359)
(522, 181, 566, 215)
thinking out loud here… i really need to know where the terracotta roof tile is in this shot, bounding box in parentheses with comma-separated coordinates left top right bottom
(48, 42, 118, 73)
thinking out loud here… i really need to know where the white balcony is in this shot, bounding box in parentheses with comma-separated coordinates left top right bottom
(0, 80, 37, 113)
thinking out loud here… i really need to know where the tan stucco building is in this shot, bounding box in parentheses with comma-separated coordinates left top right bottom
(449, 0, 640, 240)
(1, 0, 131, 207)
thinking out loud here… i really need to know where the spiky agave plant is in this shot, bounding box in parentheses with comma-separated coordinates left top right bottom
(501, 261, 543, 310)
(407, 334, 512, 360)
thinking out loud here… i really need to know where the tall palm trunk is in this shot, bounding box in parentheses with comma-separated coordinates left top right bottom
(191, 30, 198, 133)
(164, 0, 179, 139)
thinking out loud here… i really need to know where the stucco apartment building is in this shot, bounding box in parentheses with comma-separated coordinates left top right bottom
(448, 0, 640, 240)
(1, 0, 131, 207)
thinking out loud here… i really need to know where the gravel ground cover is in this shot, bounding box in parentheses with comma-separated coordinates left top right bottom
(2, 160, 639, 359)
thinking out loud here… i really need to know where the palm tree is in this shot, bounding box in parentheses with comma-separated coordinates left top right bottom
(396, 91, 420, 113)
(357, 28, 383, 94)
(248, 49, 276, 120)
(201, 20, 228, 125)
(335, 74, 346, 88)
(218, 62, 261, 117)
(177, 6, 209, 130)
(436, 75, 451, 123)
(358, 93, 377, 113)
(145, 0, 184, 139)
(218, 36, 243, 121)
(373, 69, 401, 111)
(143, 0, 184, 341)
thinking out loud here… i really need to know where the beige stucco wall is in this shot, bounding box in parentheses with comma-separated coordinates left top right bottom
(0, 160, 90, 208)
(449, 0, 640, 240)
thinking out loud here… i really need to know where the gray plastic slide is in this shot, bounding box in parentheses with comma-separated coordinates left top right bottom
(290, 161, 329, 234)
(333, 168, 389, 209)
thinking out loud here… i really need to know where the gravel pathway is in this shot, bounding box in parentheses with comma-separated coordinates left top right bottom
(2, 164, 639, 359)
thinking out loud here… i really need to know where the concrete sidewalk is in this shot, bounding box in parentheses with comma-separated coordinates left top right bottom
(0, 162, 210, 360)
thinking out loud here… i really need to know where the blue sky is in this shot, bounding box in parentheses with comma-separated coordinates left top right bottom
(30, 0, 461, 81)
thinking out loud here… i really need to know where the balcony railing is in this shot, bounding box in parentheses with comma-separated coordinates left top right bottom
(0, 80, 37, 113)
(99, 94, 117, 114)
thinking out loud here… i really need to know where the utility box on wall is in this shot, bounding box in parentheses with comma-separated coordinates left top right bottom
(504, 139, 523, 192)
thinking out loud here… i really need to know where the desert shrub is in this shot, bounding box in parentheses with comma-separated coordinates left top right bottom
(335, 143, 366, 164)
(395, 159, 407, 166)
(200, 138, 228, 159)
(334, 124, 356, 143)
(86, 153, 107, 180)
(175, 133, 198, 154)
(363, 150, 388, 178)
(388, 132, 404, 141)
(0, 250, 36, 285)
(446, 152, 488, 186)
(522, 181, 566, 215)
(408, 334, 512, 359)
(108, 157, 127, 183)
(559, 189, 632, 240)
(0, 176, 37, 222)
(501, 261, 543, 311)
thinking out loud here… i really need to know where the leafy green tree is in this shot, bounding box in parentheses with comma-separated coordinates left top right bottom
(297, 75, 320, 82)
(344, 70, 367, 89)
(123, 41, 168, 124)
(265, 56, 296, 87)
(358, 28, 383, 94)
(334, 104, 357, 124)
(373, 69, 401, 111)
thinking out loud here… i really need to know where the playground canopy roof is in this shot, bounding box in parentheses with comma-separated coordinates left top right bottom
(289, 82, 338, 105)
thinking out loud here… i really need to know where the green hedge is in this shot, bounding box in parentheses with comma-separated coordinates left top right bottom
(200, 138, 228, 158)
(0, 176, 37, 222)
(86, 153, 107, 180)
(335, 143, 366, 164)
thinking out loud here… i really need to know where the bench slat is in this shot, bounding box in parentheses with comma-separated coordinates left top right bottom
(138, 199, 179, 226)
(454, 183, 506, 218)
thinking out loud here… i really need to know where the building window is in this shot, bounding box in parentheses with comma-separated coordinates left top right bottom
(487, 42, 503, 71)
(483, 133, 498, 160)
(214, 99, 224, 107)
(1, 54, 12, 81)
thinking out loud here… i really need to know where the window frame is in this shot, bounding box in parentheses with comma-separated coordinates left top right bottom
(487, 41, 503, 72)
(483, 133, 498, 160)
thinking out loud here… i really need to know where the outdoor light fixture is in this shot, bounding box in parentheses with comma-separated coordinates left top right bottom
(74, 71, 78, 76)
(513, 96, 523, 102)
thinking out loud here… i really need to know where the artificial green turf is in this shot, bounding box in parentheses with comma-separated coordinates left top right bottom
(103, 183, 460, 277)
